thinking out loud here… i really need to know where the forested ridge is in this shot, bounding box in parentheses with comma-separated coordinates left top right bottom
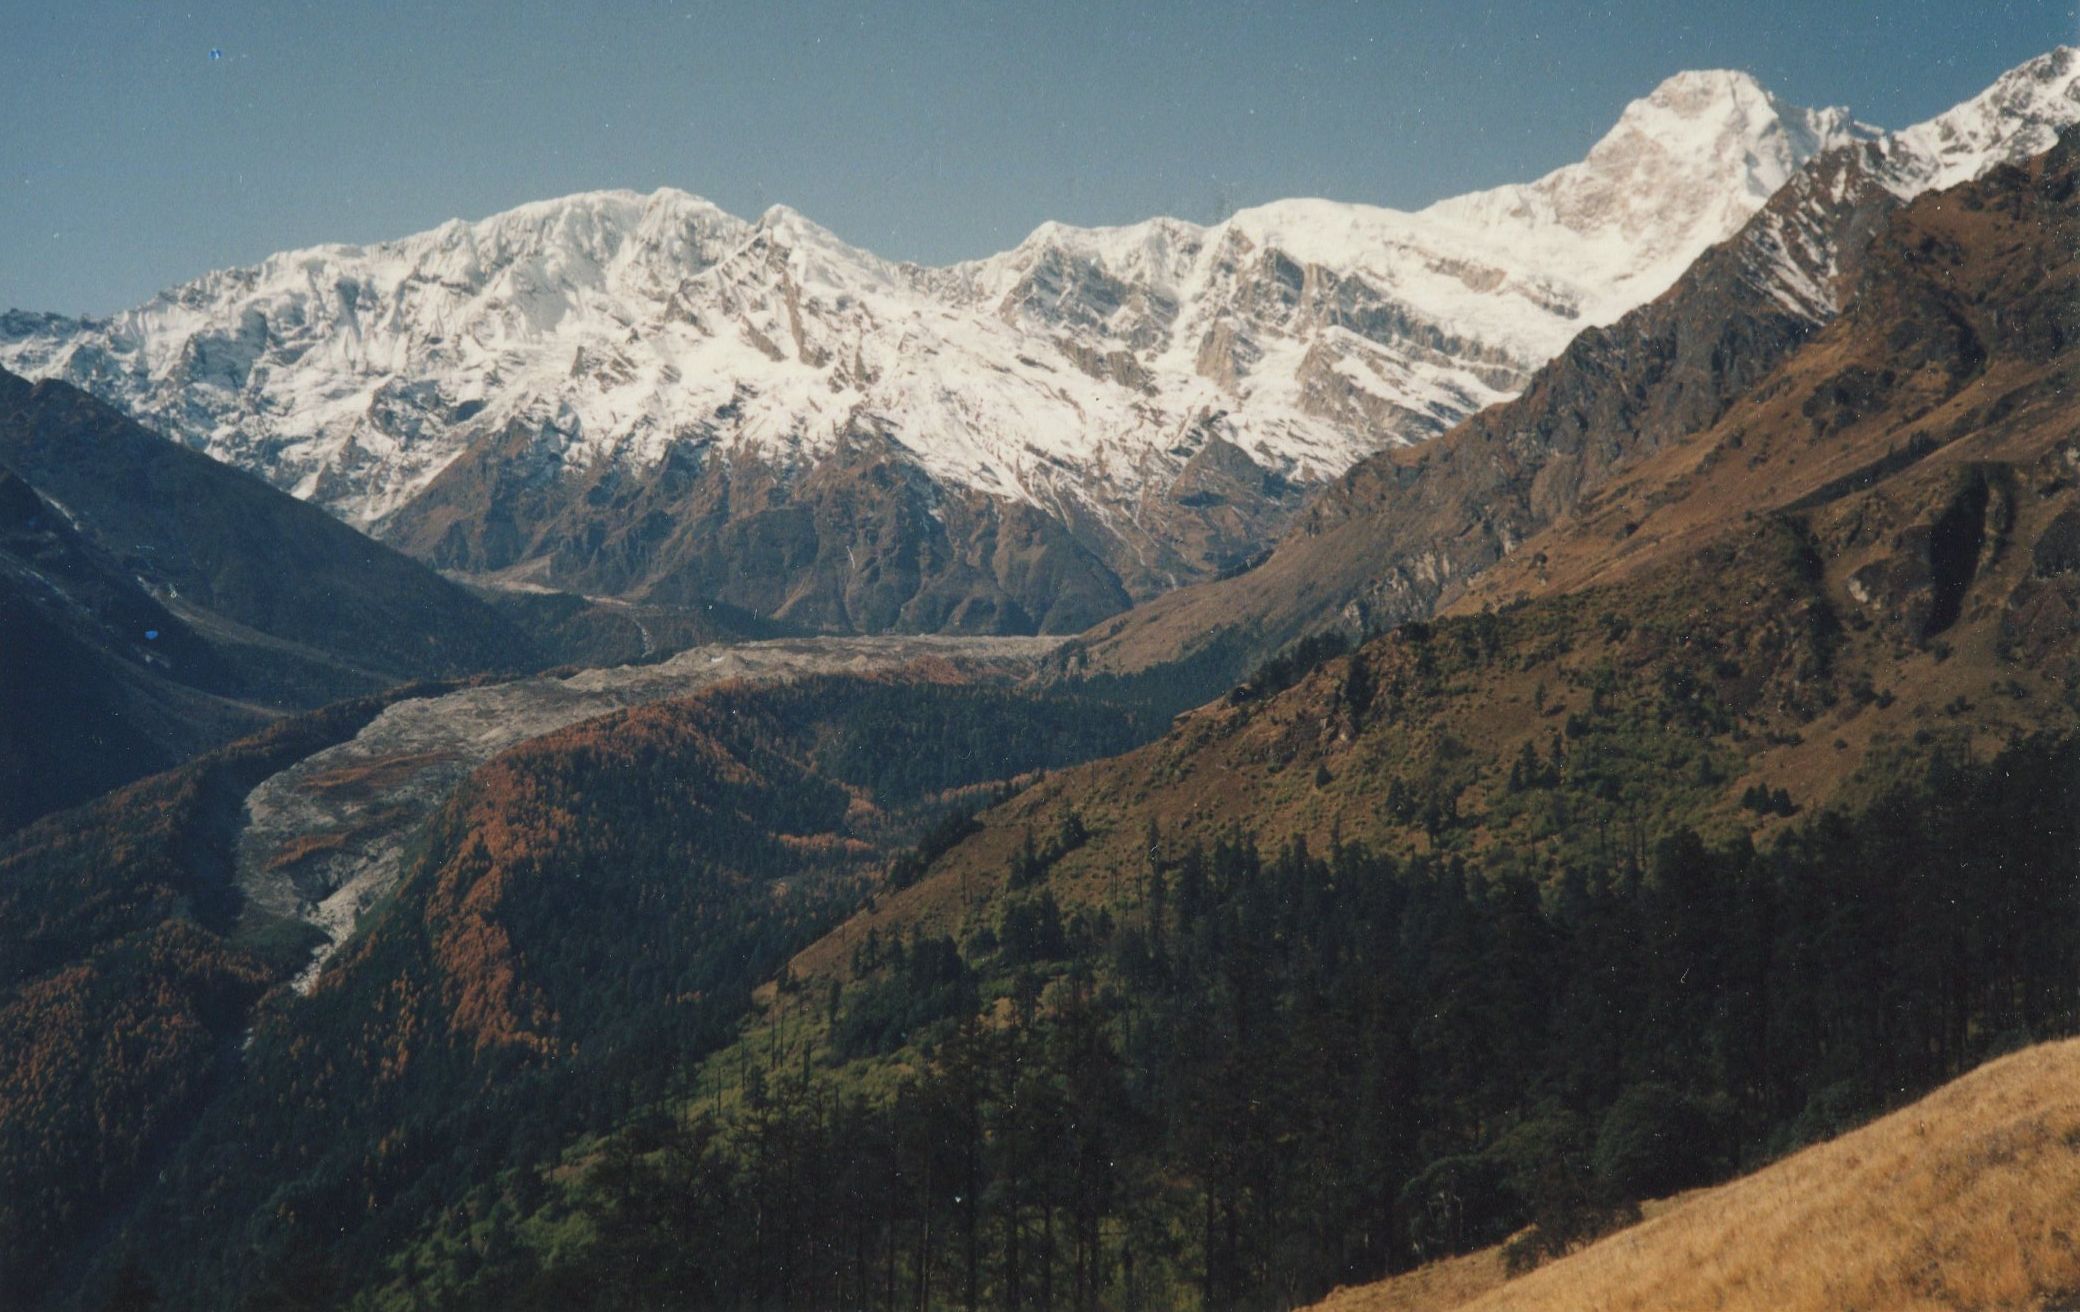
(24, 500, 2078, 1311)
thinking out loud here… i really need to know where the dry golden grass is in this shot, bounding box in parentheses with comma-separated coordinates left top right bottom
(1312, 1246, 1511, 1312)
(1308, 1038, 2080, 1312)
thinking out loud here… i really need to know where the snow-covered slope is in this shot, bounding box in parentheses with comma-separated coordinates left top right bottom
(1, 51, 2072, 628)
(1884, 45, 2080, 195)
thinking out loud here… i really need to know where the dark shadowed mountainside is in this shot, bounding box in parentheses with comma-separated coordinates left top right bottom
(0, 369, 551, 828)
(0, 369, 542, 685)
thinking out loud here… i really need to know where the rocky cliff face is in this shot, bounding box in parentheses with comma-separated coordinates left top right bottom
(381, 424, 1136, 634)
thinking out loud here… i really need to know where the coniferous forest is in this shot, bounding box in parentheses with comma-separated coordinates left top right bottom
(343, 733, 2078, 1312)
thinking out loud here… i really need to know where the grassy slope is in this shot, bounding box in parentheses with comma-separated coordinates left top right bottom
(1311, 1036, 2080, 1312)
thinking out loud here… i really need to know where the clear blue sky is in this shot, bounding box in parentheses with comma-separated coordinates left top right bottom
(3, 1, 2073, 315)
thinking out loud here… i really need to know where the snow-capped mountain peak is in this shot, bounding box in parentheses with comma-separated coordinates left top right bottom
(1732, 45, 2080, 326)
(1555, 67, 1875, 224)
(947, 70, 1872, 405)
(1416, 69, 1876, 324)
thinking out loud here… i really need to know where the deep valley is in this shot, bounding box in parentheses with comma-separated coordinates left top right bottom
(2, 28, 2077, 1312)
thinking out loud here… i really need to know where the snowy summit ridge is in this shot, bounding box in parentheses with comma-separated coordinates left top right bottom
(2, 50, 2074, 611)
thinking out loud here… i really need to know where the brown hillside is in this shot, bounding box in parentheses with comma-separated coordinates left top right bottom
(1063, 138, 1911, 679)
(1309, 1037, 2080, 1312)
(1458, 137, 2079, 619)
(788, 136, 2080, 997)
(384, 425, 1135, 636)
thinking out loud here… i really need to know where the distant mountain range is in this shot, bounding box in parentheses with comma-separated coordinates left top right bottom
(6, 49, 2071, 635)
